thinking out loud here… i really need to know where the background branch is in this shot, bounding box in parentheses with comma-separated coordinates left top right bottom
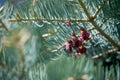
(0, 19, 9, 31)
(0, 62, 19, 77)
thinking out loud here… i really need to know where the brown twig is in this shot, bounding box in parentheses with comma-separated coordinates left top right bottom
(9, 18, 88, 22)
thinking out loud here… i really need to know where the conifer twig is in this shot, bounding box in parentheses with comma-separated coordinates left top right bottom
(78, 0, 120, 50)
(87, 27, 95, 31)
(91, 20, 120, 49)
(9, 18, 88, 22)
(92, 48, 118, 59)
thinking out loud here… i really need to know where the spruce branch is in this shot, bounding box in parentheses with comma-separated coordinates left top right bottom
(9, 18, 88, 22)
(52, 47, 118, 60)
(93, 0, 109, 19)
(78, 0, 91, 19)
(91, 21, 120, 49)
(92, 48, 118, 59)
(78, 0, 120, 50)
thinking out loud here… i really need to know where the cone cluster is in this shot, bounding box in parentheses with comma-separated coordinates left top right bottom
(64, 27, 90, 57)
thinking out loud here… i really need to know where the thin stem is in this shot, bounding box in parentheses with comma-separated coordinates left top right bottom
(87, 27, 95, 31)
(93, 0, 109, 18)
(99, 18, 108, 27)
(78, 0, 120, 50)
(9, 18, 88, 22)
(91, 21, 120, 49)
(92, 48, 118, 59)
(78, 0, 91, 18)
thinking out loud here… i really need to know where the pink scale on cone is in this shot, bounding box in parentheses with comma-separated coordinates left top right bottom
(78, 36, 84, 44)
(64, 39, 72, 53)
(71, 32, 80, 48)
(79, 27, 90, 41)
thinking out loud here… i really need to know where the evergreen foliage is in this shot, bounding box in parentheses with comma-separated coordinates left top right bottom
(0, 0, 120, 80)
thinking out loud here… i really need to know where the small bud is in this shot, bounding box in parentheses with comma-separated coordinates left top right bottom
(65, 20, 71, 26)
(67, 39, 72, 44)
(80, 27, 87, 32)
